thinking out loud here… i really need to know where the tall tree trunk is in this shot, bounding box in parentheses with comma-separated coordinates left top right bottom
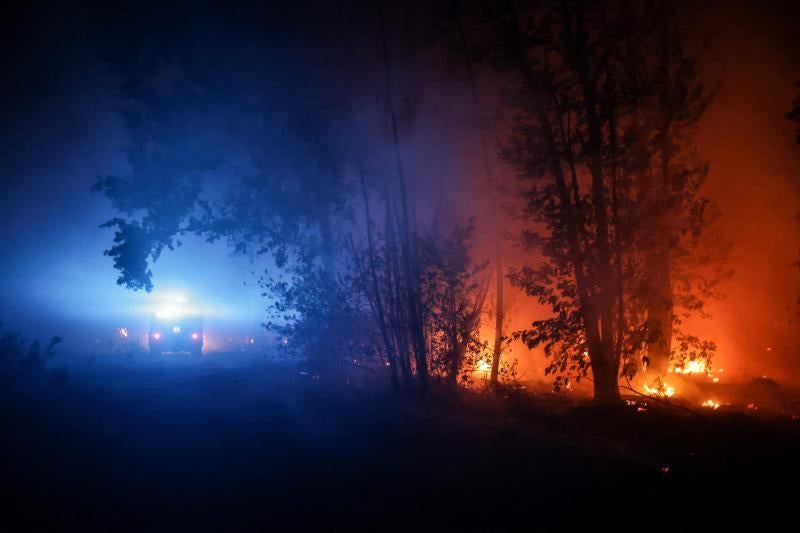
(317, 202, 336, 277)
(570, 3, 620, 400)
(359, 165, 400, 389)
(385, 191, 413, 388)
(647, 1, 676, 375)
(453, 7, 506, 385)
(316, 203, 337, 362)
(605, 59, 628, 378)
(645, 249, 673, 374)
(448, 285, 459, 389)
(590, 347, 623, 404)
(379, 1, 427, 392)
(506, 0, 620, 402)
(489, 252, 504, 383)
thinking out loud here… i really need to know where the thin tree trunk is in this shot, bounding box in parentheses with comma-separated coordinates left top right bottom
(645, 251, 673, 374)
(359, 164, 400, 389)
(385, 190, 413, 387)
(647, 2, 676, 375)
(378, 2, 427, 392)
(489, 252, 504, 382)
(454, 8, 505, 384)
(317, 203, 335, 278)
(316, 203, 338, 363)
(448, 285, 459, 388)
(605, 60, 627, 376)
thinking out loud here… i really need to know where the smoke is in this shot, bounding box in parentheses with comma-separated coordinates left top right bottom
(1, 0, 798, 384)
(692, 0, 800, 381)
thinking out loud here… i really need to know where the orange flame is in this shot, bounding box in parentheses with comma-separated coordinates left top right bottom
(643, 380, 675, 398)
(701, 399, 720, 409)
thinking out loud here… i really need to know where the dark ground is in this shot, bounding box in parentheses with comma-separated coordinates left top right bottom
(1, 352, 798, 531)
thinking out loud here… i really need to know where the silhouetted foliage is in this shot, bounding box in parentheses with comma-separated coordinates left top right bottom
(91, 1, 727, 402)
(90, 3, 504, 391)
(471, 0, 725, 401)
(0, 324, 61, 375)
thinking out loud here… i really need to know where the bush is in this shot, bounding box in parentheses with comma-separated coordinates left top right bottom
(0, 324, 62, 374)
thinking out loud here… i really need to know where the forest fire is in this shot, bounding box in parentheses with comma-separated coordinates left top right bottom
(668, 360, 728, 387)
(670, 360, 709, 375)
(702, 399, 721, 410)
(62, 0, 797, 408)
(475, 358, 492, 376)
(2, 0, 800, 528)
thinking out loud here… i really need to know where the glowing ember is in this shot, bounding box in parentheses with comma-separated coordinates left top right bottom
(701, 399, 720, 410)
(746, 403, 758, 410)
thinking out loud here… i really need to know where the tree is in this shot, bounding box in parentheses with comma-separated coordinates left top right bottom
(638, 1, 721, 376)
(0, 324, 61, 376)
(420, 223, 490, 388)
(435, 0, 508, 386)
(92, 1, 501, 394)
(91, 55, 222, 291)
(476, 0, 723, 402)
(378, 1, 430, 392)
(349, 186, 492, 392)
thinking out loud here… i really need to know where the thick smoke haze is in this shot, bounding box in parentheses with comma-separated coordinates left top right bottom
(693, 0, 800, 380)
(3, 3, 800, 528)
(0, 0, 798, 381)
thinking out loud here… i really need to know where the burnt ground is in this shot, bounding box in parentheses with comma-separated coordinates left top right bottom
(1, 353, 798, 531)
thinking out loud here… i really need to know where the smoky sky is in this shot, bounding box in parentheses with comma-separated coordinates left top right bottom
(0, 1, 331, 340)
(1, 1, 799, 378)
(0, 0, 460, 345)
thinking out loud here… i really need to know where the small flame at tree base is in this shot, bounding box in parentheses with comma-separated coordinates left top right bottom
(643, 379, 675, 398)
